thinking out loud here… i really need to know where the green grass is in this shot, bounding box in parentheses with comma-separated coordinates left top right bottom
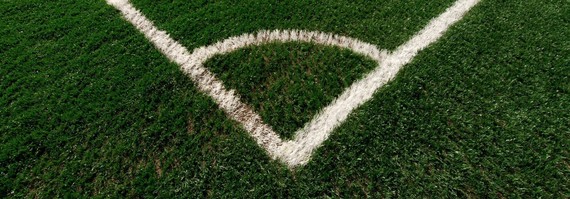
(1, 0, 569, 197)
(206, 43, 378, 138)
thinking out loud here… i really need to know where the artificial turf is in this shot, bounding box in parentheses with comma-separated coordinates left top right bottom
(1, 0, 568, 197)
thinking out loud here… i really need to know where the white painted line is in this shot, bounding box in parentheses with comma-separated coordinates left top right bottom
(278, 0, 481, 166)
(106, 0, 480, 168)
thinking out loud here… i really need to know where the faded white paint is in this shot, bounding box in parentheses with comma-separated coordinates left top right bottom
(106, 0, 480, 168)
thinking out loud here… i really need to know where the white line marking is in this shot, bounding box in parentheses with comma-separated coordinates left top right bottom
(106, 0, 480, 168)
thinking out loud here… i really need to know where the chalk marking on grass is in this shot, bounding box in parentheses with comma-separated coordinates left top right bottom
(106, 0, 480, 168)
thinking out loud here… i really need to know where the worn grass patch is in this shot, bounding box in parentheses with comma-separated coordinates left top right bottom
(205, 42, 378, 138)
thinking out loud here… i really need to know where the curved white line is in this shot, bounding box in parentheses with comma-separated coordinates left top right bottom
(188, 29, 387, 66)
(106, 0, 480, 168)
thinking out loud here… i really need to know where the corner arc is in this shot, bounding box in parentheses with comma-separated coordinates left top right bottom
(187, 29, 388, 69)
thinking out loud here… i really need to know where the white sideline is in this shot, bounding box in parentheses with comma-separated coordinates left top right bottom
(106, 0, 480, 168)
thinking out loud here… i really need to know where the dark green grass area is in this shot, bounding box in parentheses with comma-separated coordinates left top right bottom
(206, 43, 377, 138)
(1, 0, 569, 198)
(130, 0, 456, 50)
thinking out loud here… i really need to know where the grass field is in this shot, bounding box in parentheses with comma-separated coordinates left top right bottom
(1, 0, 569, 197)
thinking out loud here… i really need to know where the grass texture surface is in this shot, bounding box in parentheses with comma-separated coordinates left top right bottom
(1, 0, 568, 197)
